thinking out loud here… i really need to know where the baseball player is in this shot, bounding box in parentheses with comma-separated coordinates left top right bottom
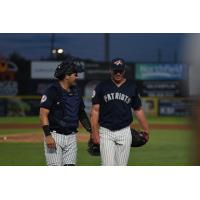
(39, 57, 91, 166)
(90, 58, 149, 166)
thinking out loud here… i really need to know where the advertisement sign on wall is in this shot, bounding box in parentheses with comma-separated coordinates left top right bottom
(31, 61, 85, 80)
(139, 81, 184, 97)
(135, 64, 187, 80)
(159, 98, 191, 116)
(141, 97, 158, 116)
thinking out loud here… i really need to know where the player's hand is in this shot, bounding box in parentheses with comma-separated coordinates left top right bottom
(91, 132, 100, 144)
(45, 135, 56, 149)
(145, 132, 149, 141)
(143, 130, 149, 141)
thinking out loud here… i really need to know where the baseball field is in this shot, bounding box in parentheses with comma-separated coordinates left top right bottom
(0, 116, 194, 166)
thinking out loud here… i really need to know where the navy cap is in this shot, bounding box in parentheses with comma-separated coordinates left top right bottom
(111, 58, 125, 71)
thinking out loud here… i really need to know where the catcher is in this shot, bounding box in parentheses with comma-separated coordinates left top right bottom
(39, 57, 92, 166)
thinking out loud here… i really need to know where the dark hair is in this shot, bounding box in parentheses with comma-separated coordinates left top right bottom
(57, 74, 66, 80)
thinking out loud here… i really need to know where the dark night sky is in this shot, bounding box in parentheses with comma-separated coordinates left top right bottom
(0, 33, 189, 62)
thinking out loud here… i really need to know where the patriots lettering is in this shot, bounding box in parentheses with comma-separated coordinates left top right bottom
(92, 79, 142, 131)
(104, 92, 131, 104)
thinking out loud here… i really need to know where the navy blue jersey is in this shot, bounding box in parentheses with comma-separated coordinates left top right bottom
(92, 79, 142, 131)
(40, 81, 84, 135)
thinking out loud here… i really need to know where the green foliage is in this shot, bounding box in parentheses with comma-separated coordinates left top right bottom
(7, 99, 31, 116)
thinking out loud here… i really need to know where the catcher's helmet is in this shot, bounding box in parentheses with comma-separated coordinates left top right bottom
(131, 129, 149, 147)
(54, 56, 84, 79)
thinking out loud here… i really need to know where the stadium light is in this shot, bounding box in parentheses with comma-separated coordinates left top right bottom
(52, 48, 64, 54)
(57, 48, 64, 54)
(52, 49, 57, 54)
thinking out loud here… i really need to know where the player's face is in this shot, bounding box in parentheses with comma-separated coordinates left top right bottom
(65, 72, 78, 85)
(111, 69, 125, 83)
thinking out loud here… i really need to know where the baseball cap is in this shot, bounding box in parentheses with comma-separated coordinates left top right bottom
(111, 58, 125, 71)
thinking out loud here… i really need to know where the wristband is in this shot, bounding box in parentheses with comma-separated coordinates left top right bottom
(42, 125, 51, 136)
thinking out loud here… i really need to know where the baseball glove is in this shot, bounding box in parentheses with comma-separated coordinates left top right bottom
(131, 129, 149, 147)
(87, 138, 100, 156)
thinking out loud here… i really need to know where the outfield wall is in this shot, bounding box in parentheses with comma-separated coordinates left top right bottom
(0, 96, 192, 117)
(0, 60, 191, 116)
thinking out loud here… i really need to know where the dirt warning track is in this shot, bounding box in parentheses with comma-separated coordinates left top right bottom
(0, 132, 89, 143)
(0, 123, 192, 130)
(0, 123, 193, 143)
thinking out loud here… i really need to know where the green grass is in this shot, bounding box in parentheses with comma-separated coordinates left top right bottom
(0, 142, 101, 166)
(0, 143, 46, 166)
(0, 116, 194, 166)
(0, 116, 40, 124)
(77, 143, 101, 166)
(0, 130, 194, 166)
(128, 130, 193, 166)
(0, 116, 191, 125)
(0, 129, 41, 135)
(140, 116, 191, 125)
(0, 128, 84, 136)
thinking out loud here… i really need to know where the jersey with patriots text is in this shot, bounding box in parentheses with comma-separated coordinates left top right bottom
(92, 79, 141, 131)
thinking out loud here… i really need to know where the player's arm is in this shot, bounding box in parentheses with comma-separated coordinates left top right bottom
(90, 104, 100, 144)
(39, 107, 56, 149)
(39, 107, 50, 127)
(131, 86, 149, 134)
(79, 100, 92, 133)
(133, 107, 149, 133)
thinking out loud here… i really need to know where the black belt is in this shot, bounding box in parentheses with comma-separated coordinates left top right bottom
(50, 130, 77, 135)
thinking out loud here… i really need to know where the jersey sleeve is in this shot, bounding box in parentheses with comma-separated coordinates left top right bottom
(40, 87, 55, 110)
(131, 87, 142, 110)
(91, 84, 101, 105)
(79, 97, 85, 110)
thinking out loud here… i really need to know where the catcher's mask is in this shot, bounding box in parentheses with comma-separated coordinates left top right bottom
(54, 57, 84, 79)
